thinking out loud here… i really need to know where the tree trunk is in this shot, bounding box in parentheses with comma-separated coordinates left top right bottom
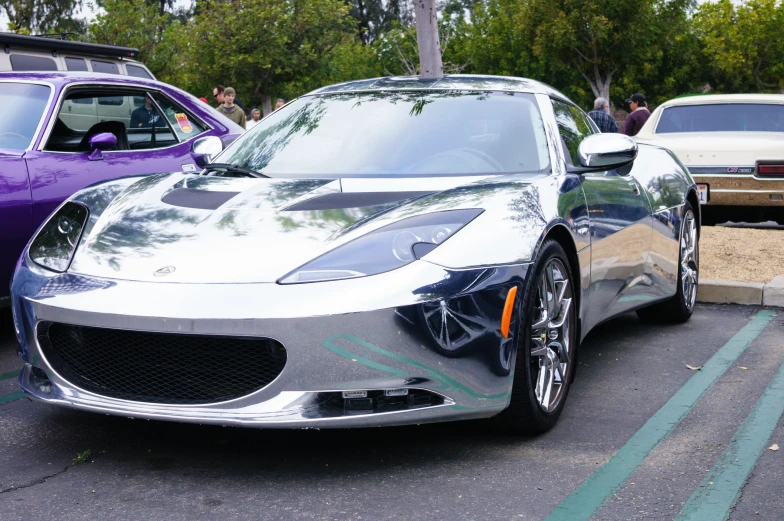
(261, 94, 272, 117)
(414, 0, 442, 79)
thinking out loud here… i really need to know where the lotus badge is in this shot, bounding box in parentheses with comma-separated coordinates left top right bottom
(154, 266, 176, 277)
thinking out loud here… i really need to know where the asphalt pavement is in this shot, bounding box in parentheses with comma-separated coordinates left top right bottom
(0, 304, 782, 521)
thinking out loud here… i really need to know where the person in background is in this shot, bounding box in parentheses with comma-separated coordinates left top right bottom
(274, 98, 285, 111)
(213, 85, 246, 113)
(622, 93, 650, 136)
(246, 108, 262, 130)
(217, 87, 247, 128)
(587, 97, 618, 133)
(130, 97, 164, 128)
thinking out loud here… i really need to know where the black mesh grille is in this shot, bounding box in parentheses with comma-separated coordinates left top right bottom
(37, 322, 286, 404)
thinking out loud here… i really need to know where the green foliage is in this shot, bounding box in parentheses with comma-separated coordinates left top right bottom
(78, 0, 784, 114)
(1, 0, 86, 34)
(694, 0, 784, 92)
(184, 0, 352, 113)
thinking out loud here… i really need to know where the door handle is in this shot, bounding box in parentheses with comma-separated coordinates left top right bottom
(629, 181, 640, 195)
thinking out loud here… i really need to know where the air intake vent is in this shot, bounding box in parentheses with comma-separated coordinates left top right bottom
(37, 322, 286, 404)
(283, 191, 431, 211)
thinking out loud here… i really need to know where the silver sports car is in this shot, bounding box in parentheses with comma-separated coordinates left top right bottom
(11, 75, 700, 434)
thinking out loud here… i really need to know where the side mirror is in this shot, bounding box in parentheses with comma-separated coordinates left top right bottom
(89, 132, 117, 152)
(191, 135, 224, 168)
(577, 134, 638, 171)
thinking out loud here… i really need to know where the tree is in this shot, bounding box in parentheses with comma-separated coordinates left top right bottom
(694, 0, 784, 92)
(414, 0, 442, 79)
(528, 0, 695, 103)
(188, 0, 353, 115)
(88, 0, 188, 83)
(1, 0, 86, 34)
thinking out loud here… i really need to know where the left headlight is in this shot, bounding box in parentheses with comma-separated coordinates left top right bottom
(280, 208, 483, 284)
(28, 202, 89, 272)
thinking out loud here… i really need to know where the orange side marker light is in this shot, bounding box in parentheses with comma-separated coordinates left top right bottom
(500, 286, 518, 339)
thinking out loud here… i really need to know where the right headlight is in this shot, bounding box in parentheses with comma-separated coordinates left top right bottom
(28, 202, 89, 272)
(279, 208, 483, 284)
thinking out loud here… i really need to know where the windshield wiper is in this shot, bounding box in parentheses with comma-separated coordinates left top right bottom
(202, 163, 269, 178)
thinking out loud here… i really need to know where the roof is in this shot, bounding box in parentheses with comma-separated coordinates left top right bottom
(308, 74, 571, 100)
(0, 32, 139, 59)
(659, 93, 784, 108)
(0, 71, 165, 88)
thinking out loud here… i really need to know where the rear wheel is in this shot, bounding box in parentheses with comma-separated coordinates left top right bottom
(637, 203, 698, 323)
(499, 240, 576, 435)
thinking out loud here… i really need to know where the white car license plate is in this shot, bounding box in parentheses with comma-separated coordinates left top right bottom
(697, 184, 709, 204)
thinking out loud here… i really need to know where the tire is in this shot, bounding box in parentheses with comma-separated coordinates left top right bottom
(636, 203, 698, 323)
(498, 240, 577, 435)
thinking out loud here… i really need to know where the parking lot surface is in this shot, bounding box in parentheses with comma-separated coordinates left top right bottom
(0, 304, 782, 520)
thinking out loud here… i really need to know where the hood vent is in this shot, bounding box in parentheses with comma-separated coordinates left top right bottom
(283, 191, 431, 211)
(161, 187, 240, 210)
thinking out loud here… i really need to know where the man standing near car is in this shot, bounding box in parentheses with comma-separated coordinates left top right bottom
(587, 97, 618, 133)
(217, 87, 246, 128)
(622, 93, 650, 136)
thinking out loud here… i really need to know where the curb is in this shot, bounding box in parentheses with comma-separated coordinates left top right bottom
(698, 277, 784, 307)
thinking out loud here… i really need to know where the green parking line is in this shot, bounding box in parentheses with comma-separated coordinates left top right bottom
(676, 353, 784, 521)
(0, 391, 24, 405)
(322, 337, 409, 378)
(0, 370, 19, 382)
(545, 309, 776, 521)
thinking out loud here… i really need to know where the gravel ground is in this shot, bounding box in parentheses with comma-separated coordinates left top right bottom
(701, 225, 784, 283)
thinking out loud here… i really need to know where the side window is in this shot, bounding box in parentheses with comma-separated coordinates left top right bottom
(90, 60, 119, 74)
(126, 64, 153, 79)
(46, 90, 177, 153)
(65, 57, 88, 71)
(10, 54, 57, 71)
(151, 92, 208, 141)
(551, 99, 595, 166)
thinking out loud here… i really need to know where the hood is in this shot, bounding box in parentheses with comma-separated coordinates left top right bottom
(68, 172, 499, 283)
(635, 132, 784, 167)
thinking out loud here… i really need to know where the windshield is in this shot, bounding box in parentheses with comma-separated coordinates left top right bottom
(0, 82, 51, 150)
(215, 91, 550, 177)
(656, 103, 784, 133)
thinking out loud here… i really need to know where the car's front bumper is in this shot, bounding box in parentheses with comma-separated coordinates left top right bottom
(11, 259, 529, 428)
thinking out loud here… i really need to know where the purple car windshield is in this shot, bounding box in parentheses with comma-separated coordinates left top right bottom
(0, 82, 50, 150)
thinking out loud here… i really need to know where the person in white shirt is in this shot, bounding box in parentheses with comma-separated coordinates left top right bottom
(246, 108, 261, 131)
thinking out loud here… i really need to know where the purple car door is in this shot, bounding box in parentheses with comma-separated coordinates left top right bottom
(25, 87, 210, 228)
(0, 81, 51, 297)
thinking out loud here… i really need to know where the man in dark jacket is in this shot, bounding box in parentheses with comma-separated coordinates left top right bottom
(622, 93, 650, 136)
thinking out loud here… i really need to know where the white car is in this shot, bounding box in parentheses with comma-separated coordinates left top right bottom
(635, 94, 784, 224)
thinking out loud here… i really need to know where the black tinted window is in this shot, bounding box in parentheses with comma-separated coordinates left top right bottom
(657, 103, 784, 133)
(65, 57, 88, 71)
(126, 64, 153, 79)
(10, 54, 57, 71)
(90, 60, 119, 74)
(552, 99, 595, 166)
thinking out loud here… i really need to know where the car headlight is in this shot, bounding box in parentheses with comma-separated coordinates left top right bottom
(28, 202, 89, 272)
(279, 209, 483, 284)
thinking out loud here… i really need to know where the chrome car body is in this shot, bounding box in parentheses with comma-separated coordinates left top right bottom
(11, 75, 700, 428)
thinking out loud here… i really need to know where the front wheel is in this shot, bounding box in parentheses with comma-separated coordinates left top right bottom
(637, 203, 698, 323)
(499, 240, 576, 435)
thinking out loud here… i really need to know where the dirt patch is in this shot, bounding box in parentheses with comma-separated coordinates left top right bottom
(700, 226, 784, 283)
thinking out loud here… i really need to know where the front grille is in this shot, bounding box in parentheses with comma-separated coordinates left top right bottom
(37, 322, 286, 404)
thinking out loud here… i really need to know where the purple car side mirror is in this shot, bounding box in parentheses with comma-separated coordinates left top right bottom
(89, 132, 117, 151)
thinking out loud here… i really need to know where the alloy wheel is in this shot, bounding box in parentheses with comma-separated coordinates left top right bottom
(530, 258, 573, 413)
(681, 210, 698, 311)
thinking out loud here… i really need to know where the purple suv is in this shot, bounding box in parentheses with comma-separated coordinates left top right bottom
(0, 72, 244, 304)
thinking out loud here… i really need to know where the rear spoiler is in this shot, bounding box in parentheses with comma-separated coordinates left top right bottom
(0, 32, 139, 59)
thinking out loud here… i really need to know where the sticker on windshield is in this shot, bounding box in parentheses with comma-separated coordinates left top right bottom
(175, 113, 193, 133)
